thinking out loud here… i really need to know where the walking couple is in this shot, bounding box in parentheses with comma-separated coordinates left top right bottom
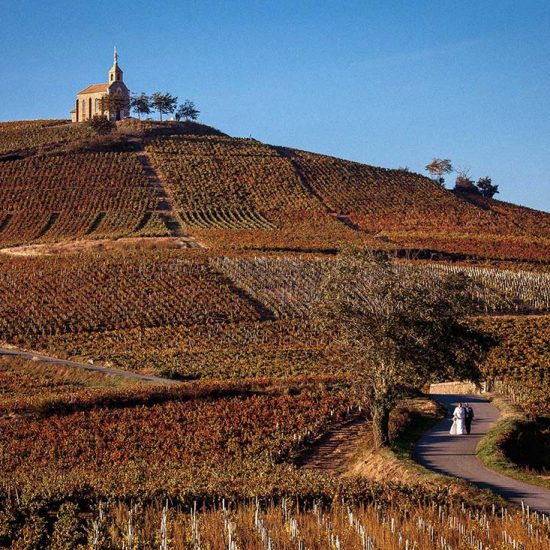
(450, 402, 474, 435)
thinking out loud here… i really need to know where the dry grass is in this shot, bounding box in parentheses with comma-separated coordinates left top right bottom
(0, 236, 203, 256)
(84, 499, 550, 550)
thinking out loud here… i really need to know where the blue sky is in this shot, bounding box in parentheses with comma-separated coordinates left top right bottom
(1, 0, 549, 211)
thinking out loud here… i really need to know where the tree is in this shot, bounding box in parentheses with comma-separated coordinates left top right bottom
(87, 115, 115, 135)
(176, 99, 200, 121)
(151, 92, 178, 121)
(130, 92, 152, 120)
(476, 176, 499, 198)
(425, 158, 453, 187)
(99, 94, 130, 119)
(317, 247, 491, 448)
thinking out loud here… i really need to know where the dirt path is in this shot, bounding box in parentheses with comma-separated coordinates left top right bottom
(297, 416, 370, 474)
(415, 393, 550, 515)
(0, 347, 179, 385)
(131, 139, 188, 238)
(0, 236, 203, 256)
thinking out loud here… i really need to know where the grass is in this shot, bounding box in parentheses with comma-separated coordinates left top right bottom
(477, 394, 550, 490)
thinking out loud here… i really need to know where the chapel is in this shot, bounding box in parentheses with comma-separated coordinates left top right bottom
(71, 49, 130, 122)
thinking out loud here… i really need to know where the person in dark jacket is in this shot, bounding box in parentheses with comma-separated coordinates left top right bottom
(464, 403, 474, 434)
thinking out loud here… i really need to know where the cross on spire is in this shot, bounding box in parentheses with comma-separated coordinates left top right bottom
(114, 46, 118, 64)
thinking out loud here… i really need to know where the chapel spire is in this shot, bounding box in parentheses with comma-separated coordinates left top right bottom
(109, 47, 123, 83)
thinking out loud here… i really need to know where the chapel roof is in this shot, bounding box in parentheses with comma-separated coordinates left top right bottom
(77, 83, 109, 95)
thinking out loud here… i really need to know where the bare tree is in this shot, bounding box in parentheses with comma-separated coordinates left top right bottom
(316, 247, 490, 448)
(425, 158, 453, 187)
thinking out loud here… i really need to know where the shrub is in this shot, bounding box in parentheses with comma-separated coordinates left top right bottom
(87, 116, 115, 136)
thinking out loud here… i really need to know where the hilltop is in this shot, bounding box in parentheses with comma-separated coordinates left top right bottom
(0, 119, 549, 262)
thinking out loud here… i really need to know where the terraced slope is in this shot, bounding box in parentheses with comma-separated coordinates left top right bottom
(145, 134, 370, 249)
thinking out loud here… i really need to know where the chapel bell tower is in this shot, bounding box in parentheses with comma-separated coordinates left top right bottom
(109, 47, 123, 83)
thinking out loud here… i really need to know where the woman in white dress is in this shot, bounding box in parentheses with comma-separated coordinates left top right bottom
(449, 403, 467, 435)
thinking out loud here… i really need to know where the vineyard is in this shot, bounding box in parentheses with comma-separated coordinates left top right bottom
(2, 251, 548, 390)
(145, 136, 321, 222)
(290, 149, 489, 232)
(0, 384, 357, 501)
(146, 135, 550, 247)
(212, 256, 550, 318)
(291, 149, 550, 243)
(0, 356, 144, 412)
(0, 251, 264, 347)
(474, 315, 550, 415)
(392, 233, 550, 263)
(0, 120, 92, 156)
(144, 135, 387, 249)
(179, 206, 275, 230)
(6, 369, 539, 549)
(1, 119, 549, 548)
(0, 151, 159, 246)
(0, 121, 548, 257)
(427, 263, 550, 311)
(22, 319, 333, 380)
(146, 134, 550, 254)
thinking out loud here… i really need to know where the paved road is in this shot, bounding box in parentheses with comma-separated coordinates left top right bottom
(414, 394, 550, 515)
(0, 348, 178, 385)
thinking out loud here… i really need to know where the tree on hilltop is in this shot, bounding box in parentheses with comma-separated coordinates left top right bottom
(426, 158, 453, 187)
(99, 94, 130, 118)
(130, 93, 152, 120)
(316, 247, 491, 448)
(476, 176, 499, 198)
(175, 100, 200, 121)
(454, 167, 480, 194)
(151, 92, 178, 121)
(453, 169, 499, 198)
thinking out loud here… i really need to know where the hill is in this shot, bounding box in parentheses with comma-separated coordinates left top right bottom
(0, 118, 549, 261)
(1, 119, 550, 547)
